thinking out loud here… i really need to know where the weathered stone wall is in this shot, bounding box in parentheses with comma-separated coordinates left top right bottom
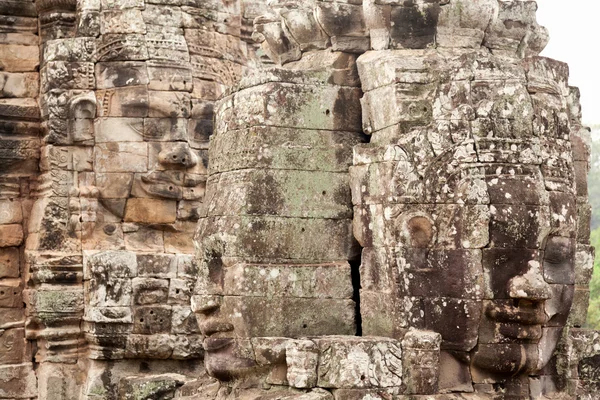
(0, 0, 40, 397)
(0, 0, 598, 399)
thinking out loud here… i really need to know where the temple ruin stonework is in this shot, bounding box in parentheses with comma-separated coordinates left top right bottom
(0, 0, 597, 399)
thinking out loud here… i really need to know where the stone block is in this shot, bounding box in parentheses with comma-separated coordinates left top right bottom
(87, 277, 132, 307)
(148, 90, 191, 118)
(168, 278, 193, 304)
(401, 330, 441, 395)
(95, 61, 149, 89)
(133, 305, 172, 334)
(196, 215, 359, 262)
(43, 38, 96, 63)
(176, 255, 197, 278)
(143, 118, 188, 142)
(286, 339, 318, 388)
(204, 169, 352, 220)
(0, 72, 38, 98)
(94, 142, 148, 173)
(96, 86, 149, 117)
(84, 306, 132, 324)
(0, 98, 39, 120)
(314, 336, 403, 389)
(119, 374, 186, 400)
(124, 226, 165, 253)
(0, 44, 39, 72)
(220, 262, 353, 299)
(84, 250, 137, 279)
(125, 334, 174, 359)
(96, 173, 135, 199)
(0, 247, 19, 278)
(132, 277, 169, 305)
(0, 363, 37, 398)
(101, 9, 146, 35)
(215, 82, 362, 133)
(95, 117, 144, 142)
(0, 328, 27, 364)
(172, 334, 204, 359)
(171, 306, 200, 334)
(40, 61, 95, 92)
(575, 245, 595, 285)
(137, 253, 176, 278)
(0, 279, 22, 308)
(147, 64, 193, 92)
(212, 296, 355, 338)
(124, 198, 177, 224)
(0, 308, 24, 329)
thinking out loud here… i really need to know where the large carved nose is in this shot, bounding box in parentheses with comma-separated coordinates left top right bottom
(508, 260, 551, 300)
(158, 143, 198, 168)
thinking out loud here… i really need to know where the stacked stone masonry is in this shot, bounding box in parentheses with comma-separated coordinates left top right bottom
(0, 0, 597, 399)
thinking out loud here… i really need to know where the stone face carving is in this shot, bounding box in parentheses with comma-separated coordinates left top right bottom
(0, 0, 598, 399)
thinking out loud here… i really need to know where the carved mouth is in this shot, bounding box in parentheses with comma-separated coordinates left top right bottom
(203, 337, 234, 352)
(486, 300, 548, 325)
(140, 171, 204, 200)
(486, 300, 547, 340)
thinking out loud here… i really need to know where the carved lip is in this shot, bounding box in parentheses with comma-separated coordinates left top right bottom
(203, 337, 234, 352)
(140, 171, 204, 200)
(486, 300, 548, 326)
(199, 318, 234, 337)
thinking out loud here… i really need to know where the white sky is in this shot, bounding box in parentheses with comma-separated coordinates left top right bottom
(536, 0, 600, 125)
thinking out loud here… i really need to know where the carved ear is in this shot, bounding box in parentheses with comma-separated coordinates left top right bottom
(68, 93, 96, 144)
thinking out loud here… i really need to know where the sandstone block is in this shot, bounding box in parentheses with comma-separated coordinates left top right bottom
(124, 198, 177, 224)
(96, 86, 149, 117)
(0, 328, 27, 364)
(314, 336, 403, 389)
(101, 9, 146, 35)
(196, 215, 359, 261)
(132, 277, 168, 305)
(96, 61, 149, 89)
(0, 224, 23, 247)
(124, 226, 165, 253)
(209, 126, 362, 174)
(220, 262, 353, 299)
(133, 305, 172, 334)
(215, 82, 362, 133)
(0, 72, 38, 98)
(286, 339, 318, 388)
(0, 200, 22, 225)
(137, 253, 177, 278)
(148, 90, 191, 118)
(125, 334, 174, 359)
(147, 64, 193, 92)
(0, 363, 37, 398)
(172, 334, 204, 359)
(0, 44, 39, 72)
(171, 306, 200, 334)
(43, 38, 96, 63)
(94, 142, 148, 173)
(210, 296, 355, 338)
(168, 278, 193, 304)
(95, 117, 144, 142)
(96, 173, 135, 199)
(204, 169, 352, 220)
(83, 250, 137, 279)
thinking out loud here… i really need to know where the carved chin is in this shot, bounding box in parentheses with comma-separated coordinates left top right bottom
(204, 348, 258, 381)
(471, 343, 542, 376)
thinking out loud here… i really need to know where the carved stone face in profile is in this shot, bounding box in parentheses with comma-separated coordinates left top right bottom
(355, 50, 577, 380)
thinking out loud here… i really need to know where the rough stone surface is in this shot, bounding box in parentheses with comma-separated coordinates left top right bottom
(0, 1, 597, 399)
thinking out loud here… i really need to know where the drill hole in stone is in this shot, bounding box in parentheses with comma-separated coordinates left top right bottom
(302, 324, 307, 328)
(140, 318, 144, 322)
(301, 228, 305, 232)
(150, 310, 154, 315)
(322, 191, 327, 196)
(325, 109, 330, 116)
